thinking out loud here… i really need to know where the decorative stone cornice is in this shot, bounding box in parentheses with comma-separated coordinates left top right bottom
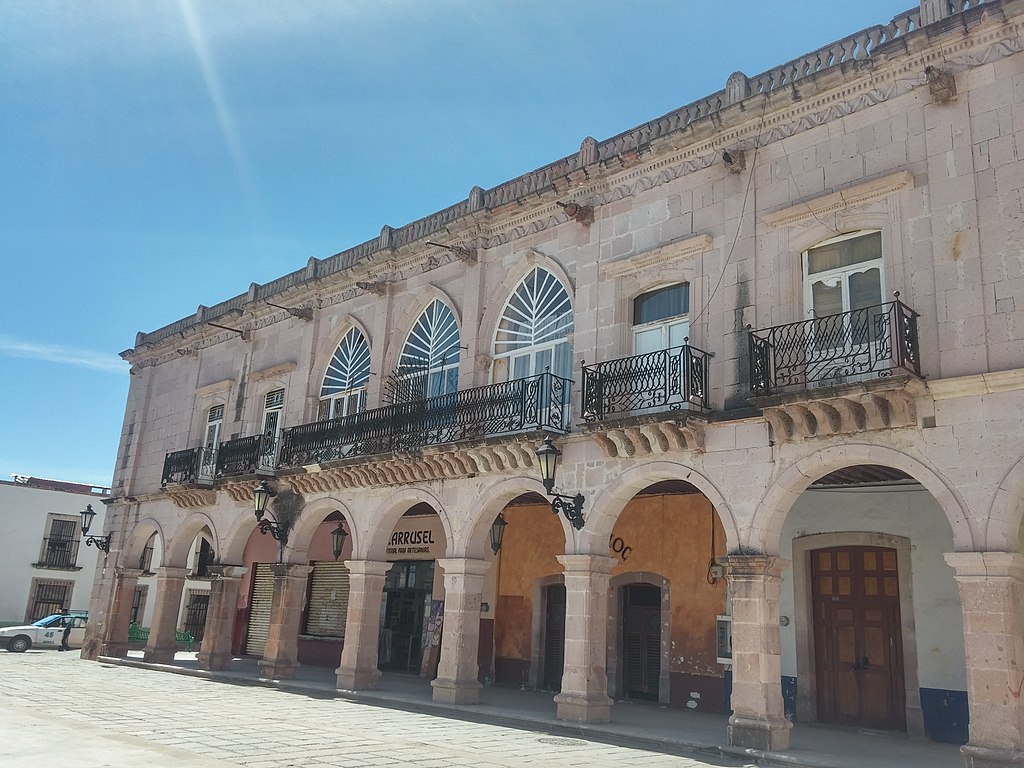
(579, 414, 707, 458)
(762, 171, 914, 229)
(195, 379, 233, 397)
(250, 361, 298, 382)
(927, 367, 1024, 399)
(750, 375, 926, 443)
(162, 487, 216, 509)
(284, 438, 537, 493)
(603, 234, 713, 278)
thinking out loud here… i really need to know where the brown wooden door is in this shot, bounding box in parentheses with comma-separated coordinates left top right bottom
(622, 584, 661, 700)
(542, 585, 566, 692)
(812, 546, 905, 730)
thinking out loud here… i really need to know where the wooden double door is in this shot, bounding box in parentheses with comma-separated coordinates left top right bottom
(811, 546, 906, 731)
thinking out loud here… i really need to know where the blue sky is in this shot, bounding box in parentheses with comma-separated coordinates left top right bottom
(1, 0, 911, 486)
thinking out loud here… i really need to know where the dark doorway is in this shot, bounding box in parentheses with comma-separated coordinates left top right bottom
(622, 584, 661, 700)
(812, 546, 906, 730)
(542, 584, 566, 691)
(184, 592, 210, 643)
(379, 561, 434, 672)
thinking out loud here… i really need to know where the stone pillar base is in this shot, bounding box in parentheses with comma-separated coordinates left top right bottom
(335, 664, 380, 690)
(554, 692, 613, 723)
(963, 744, 1024, 767)
(97, 641, 128, 659)
(431, 678, 481, 704)
(728, 714, 793, 751)
(143, 646, 176, 665)
(258, 659, 298, 680)
(197, 650, 232, 672)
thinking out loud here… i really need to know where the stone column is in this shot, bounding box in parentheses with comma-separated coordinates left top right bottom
(93, 567, 143, 659)
(945, 552, 1024, 768)
(197, 565, 246, 672)
(554, 554, 615, 723)
(258, 563, 312, 680)
(432, 558, 491, 704)
(336, 560, 392, 690)
(720, 554, 792, 751)
(143, 566, 188, 664)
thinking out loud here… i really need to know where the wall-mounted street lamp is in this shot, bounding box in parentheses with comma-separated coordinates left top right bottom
(79, 504, 111, 553)
(535, 437, 586, 530)
(490, 513, 507, 555)
(253, 480, 289, 547)
(331, 522, 348, 561)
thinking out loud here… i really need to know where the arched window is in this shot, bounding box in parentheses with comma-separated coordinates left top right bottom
(318, 327, 371, 420)
(493, 266, 573, 381)
(803, 230, 883, 319)
(393, 300, 461, 402)
(633, 283, 690, 354)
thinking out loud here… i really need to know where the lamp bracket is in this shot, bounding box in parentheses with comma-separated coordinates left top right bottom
(547, 491, 586, 530)
(257, 516, 289, 546)
(84, 534, 112, 553)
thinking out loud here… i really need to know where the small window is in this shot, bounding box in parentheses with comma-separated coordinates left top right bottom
(633, 283, 690, 355)
(205, 405, 224, 449)
(262, 389, 284, 435)
(27, 579, 72, 622)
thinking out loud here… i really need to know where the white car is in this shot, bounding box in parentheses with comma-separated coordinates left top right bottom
(0, 612, 88, 653)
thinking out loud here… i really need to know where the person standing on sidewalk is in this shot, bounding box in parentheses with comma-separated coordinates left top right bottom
(58, 611, 72, 651)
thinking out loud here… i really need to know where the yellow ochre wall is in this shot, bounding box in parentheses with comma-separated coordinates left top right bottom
(493, 493, 728, 710)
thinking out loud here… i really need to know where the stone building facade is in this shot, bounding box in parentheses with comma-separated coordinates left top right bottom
(84, 1, 1024, 764)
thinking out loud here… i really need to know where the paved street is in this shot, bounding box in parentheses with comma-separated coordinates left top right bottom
(0, 651, 749, 768)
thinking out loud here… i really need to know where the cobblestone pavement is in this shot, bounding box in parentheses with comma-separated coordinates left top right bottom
(0, 651, 750, 768)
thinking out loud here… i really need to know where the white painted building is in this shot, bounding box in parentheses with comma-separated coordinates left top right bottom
(0, 476, 109, 626)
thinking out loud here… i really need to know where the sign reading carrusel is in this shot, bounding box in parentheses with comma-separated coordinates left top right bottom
(386, 515, 446, 559)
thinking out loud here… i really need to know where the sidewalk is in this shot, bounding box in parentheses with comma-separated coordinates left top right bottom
(103, 652, 962, 768)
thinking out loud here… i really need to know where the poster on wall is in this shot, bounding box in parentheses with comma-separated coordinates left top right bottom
(420, 599, 444, 679)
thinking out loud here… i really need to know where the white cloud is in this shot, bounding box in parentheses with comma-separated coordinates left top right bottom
(0, 337, 127, 374)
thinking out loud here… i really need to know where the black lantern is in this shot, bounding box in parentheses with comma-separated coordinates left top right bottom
(490, 513, 507, 555)
(535, 436, 560, 494)
(535, 437, 586, 530)
(79, 504, 112, 553)
(331, 522, 348, 561)
(253, 480, 275, 520)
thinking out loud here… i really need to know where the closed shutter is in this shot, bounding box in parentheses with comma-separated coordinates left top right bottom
(246, 563, 275, 656)
(304, 561, 350, 638)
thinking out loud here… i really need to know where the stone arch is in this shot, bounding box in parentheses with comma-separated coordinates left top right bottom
(985, 454, 1024, 551)
(456, 475, 568, 559)
(119, 518, 166, 570)
(164, 511, 219, 568)
(477, 249, 576, 370)
(285, 495, 357, 560)
(582, 460, 740, 554)
(382, 286, 463, 384)
(307, 314, 374, 407)
(752, 444, 975, 555)
(363, 486, 454, 560)
(217, 502, 262, 566)
(607, 570, 672, 705)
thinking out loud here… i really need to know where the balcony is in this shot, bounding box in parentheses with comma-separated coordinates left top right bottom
(161, 446, 216, 487)
(747, 297, 924, 441)
(279, 371, 571, 470)
(582, 343, 711, 420)
(578, 344, 711, 458)
(215, 432, 278, 479)
(35, 537, 80, 570)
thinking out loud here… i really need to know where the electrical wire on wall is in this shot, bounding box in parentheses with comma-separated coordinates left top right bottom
(690, 97, 769, 338)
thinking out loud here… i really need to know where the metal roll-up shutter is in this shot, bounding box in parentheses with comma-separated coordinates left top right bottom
(245, 563, 275, 656)
(305, 561, 350, 638)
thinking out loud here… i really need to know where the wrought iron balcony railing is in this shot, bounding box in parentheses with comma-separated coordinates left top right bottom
(278, 371, 571, 468)
(215, 432, 279, 478)
(748, 295, 921, 396)
(37, 537, 80, 569)
(581, 344, 711, 421)
(160, 445, 217, 487)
